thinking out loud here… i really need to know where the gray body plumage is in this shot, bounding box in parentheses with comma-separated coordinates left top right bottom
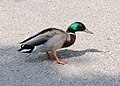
(18, 28, 70, 53)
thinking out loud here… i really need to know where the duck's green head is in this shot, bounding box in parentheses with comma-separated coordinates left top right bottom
(67, 22, 93, 34)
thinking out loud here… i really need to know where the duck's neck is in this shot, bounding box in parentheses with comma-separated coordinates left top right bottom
(62, 33, 76, 48)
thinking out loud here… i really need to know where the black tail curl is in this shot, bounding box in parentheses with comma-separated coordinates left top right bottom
(17, 44, 34, 53)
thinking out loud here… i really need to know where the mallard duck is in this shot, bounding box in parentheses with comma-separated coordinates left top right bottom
(18, 22, 93, 65)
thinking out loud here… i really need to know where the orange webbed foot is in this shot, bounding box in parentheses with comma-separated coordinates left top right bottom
(53, 53, 68, 65)
(46, 52, 68, 65)
(57, 59, 68, 65)
(46, 52, 56, 60)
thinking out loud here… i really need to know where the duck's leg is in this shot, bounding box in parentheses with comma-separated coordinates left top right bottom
(53, 53, 68, 65)
(46, 52, 55, 60)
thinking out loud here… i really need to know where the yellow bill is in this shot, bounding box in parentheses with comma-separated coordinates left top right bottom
(84, 28, 93, 34)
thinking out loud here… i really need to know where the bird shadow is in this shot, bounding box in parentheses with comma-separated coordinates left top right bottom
(25, 48, 103, 63)
(58, 48, 102, 59)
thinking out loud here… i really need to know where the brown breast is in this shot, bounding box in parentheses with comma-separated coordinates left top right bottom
(61, 34, 76, 48)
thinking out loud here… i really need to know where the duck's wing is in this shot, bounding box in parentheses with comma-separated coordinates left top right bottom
(19, 28, 68, 46)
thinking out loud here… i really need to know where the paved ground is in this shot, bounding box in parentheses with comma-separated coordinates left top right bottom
(0, 0, 120, 86)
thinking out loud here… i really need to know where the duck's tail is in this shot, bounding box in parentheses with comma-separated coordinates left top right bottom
(17, 44, 34, 53)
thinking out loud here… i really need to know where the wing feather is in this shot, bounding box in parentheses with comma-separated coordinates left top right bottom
(19, 28, 68, 46)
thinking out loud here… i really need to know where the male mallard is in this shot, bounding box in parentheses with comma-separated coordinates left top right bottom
(18, 22, 93, 65)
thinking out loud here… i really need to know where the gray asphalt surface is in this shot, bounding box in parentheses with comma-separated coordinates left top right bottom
(0, 0, 120, 86)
